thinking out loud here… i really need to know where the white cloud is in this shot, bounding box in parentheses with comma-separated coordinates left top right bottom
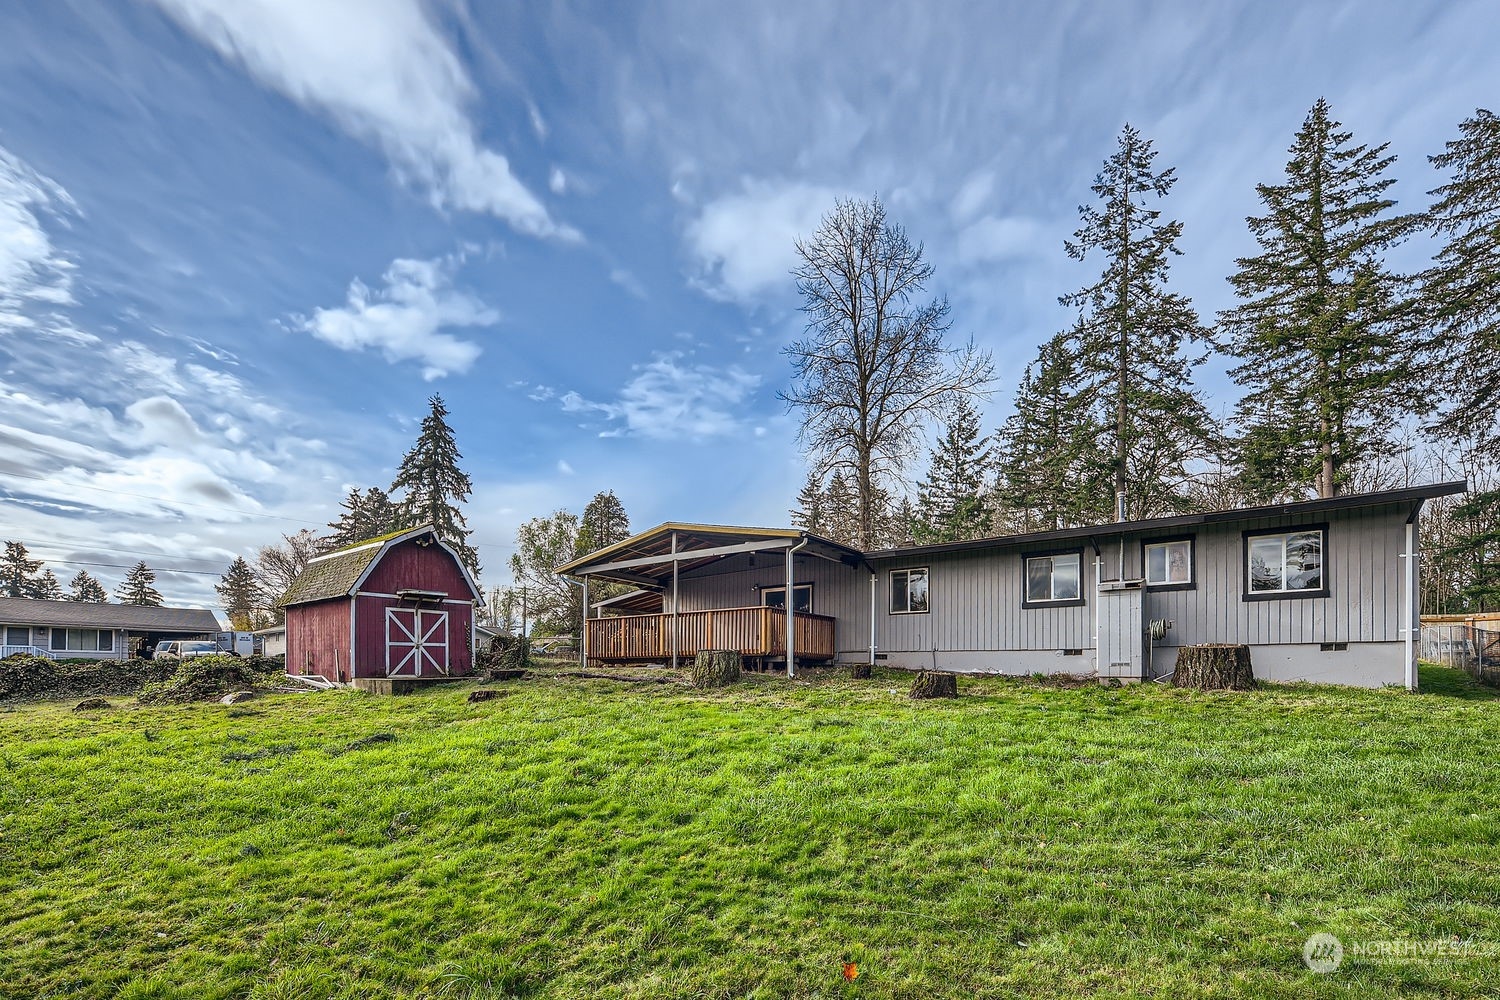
(294, 255, 497, 379)
(556, 459, 574, 475)
(955, 214, 1052, 264)
(685, 179, 848, 303)
(560, 352, 760, 440)
(152, 0, 578, 241)
(549, 166, 567, 194)
(0, 146, 82, 332)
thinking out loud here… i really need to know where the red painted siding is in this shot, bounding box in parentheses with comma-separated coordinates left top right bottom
(360, 539, 476, 600)
(354, 593, 473, 677)
(285, 598, 352, 682)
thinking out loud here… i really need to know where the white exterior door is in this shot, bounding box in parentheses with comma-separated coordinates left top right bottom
(385, 608, 450, 677)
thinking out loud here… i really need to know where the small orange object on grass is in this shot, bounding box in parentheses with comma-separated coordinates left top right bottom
(842, 961, 859, 981)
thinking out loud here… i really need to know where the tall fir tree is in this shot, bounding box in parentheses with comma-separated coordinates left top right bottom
(1424, 108, 1500, 447)
(1, 541, 46, 598)
(992, 330, 1111, 532)
(1059, 124, 1217, 520)
(33, 570, 62, 601)
(575, 491, 631, 557)
(1218, 98, 1421, 500)
(215, 556, 263, 630)
(390, 394, 479, 575)
(790, 473, 828, 536)
(326, 486, 397, 549)
(913, 398, 992, 543)
(822, 471, 860, 546)
(67, 570, 109, 603)
(115, 561, 163, 607)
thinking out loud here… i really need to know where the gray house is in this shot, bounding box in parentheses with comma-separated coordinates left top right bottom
(0, 598, 222, 660)
(557, 482, 1466, 690)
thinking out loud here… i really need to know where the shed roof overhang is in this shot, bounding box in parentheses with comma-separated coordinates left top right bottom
(556, 522, 864, 588)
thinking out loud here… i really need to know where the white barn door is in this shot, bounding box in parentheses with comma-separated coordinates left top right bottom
(385, 607, 450, 677)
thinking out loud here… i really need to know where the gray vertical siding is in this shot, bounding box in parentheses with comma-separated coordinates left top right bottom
(670, 501, 1413, 681)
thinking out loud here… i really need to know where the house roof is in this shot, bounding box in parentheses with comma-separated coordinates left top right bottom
(279, 524, 482, 608)
(592, 588, 665, 615)
(0, 597, 220, 632)
(861, 481, 1470, 561)
(556, 522, 864, 587)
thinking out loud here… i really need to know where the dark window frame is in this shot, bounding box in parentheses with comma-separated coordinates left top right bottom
(1021, 547, 1087, 609)
(1242, 523, 1330, 601)
(760, 582, 815, 614)
(1141, 534, 1197, 592)
(889, 567, 931, 615)
(4, 625, 29, 646)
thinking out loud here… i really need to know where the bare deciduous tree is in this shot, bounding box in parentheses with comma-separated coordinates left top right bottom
(782, 196, 992, 548)
(254, 529, 322, 623)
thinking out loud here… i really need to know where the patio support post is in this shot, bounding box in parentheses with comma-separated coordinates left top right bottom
(785, 536, 810, 678)
(671, 531, 679, 670)
(580, 576, 589, 669)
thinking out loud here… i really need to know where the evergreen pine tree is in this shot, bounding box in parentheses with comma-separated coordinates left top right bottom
(0, 541, 45, 598)
(215, 556, 262, 630)
(575, 491, 631, 557)
(115, 561, 163, 607)
(326, 487, 397, 549)
(823, 472, 860, 546)
(790, 473, 828, 536)
(1424, 108, 1500, 447)
(1219, 98, 1421, 499)
(992, 331, 1112, 531)
(67, 570, 109, 603)
(913, 397, 992, 543)
(33, 570, 62, 600)
(1438, 488, 1500, 611)
(1059, 124, 1217, 520)
(389, 394, 479, 575)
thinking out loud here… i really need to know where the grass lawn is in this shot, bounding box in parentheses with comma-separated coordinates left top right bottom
(3, 665, 1499, 999)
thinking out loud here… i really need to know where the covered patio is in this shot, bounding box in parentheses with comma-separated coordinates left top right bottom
(556, 524, 866, 674)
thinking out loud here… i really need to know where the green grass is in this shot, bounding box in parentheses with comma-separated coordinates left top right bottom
(3, 665, 1499, 999)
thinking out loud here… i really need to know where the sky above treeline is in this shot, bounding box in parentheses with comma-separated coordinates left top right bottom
(0, 0, 1494, 610)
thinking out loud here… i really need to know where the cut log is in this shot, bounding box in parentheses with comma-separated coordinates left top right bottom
(690, 649, 742, 688)
(850, 663, 873, 680)
(1172, 643, 1255, 691)
(909, 670, 958, 699)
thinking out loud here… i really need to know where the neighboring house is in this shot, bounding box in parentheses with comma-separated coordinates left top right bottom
(279, 525, 481, 689)
(0, 598, 221, 660)
(252, 625, 286, 657)
(556, 482, 1467, 690)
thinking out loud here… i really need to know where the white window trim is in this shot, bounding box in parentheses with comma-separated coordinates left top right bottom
(889, 567, 930, 615)
(1023, 551, 1085, 607)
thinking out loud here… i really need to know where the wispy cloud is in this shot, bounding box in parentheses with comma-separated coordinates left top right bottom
(151, 0, 579, 241)
(560, 353, 761, 440)
(293, 255, 497, 380)
(0, 146, 82, 332)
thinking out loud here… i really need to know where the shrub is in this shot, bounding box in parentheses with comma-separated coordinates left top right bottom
(138, 655, 286, 705)
(0, 654, 177, 702)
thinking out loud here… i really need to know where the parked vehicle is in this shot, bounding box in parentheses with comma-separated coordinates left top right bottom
(154, 640, 220, 661)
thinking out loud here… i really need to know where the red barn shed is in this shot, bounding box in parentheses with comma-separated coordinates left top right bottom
(280, 525, 482, 690)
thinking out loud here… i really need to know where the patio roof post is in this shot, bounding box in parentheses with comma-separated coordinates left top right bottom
(580, 576, 589, 669)
(671, 531, 679, 670)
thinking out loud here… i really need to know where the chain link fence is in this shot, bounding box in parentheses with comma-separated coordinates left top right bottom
(1422, 624, 1500, 683)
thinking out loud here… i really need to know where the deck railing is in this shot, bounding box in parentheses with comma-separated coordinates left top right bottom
(1, 645, 56, 660)
(584, 606, 836, 663)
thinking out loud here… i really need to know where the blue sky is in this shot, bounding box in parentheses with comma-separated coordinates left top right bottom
(0, 0, 1494, 610)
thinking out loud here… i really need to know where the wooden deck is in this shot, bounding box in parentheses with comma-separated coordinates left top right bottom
(584, 606, 836, 664)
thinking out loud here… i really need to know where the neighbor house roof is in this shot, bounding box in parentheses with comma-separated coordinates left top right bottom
(279, 524, 482, 608)
(861, 481, 1469, 561)
(0, 597, 220, 632)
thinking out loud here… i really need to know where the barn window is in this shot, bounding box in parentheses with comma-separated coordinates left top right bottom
(1244, 525, 1328, 599)
(1143, 537, 1194, 589)
(1022, 550, 1084, 608)
(890, 568, 929, 614)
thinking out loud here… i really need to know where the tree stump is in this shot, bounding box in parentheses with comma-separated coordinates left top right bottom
(1172, 644, 1255, 690)
(690, 649, 742, 688)
(850, 663, 873, 680)
(909, 670, 958, 699)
